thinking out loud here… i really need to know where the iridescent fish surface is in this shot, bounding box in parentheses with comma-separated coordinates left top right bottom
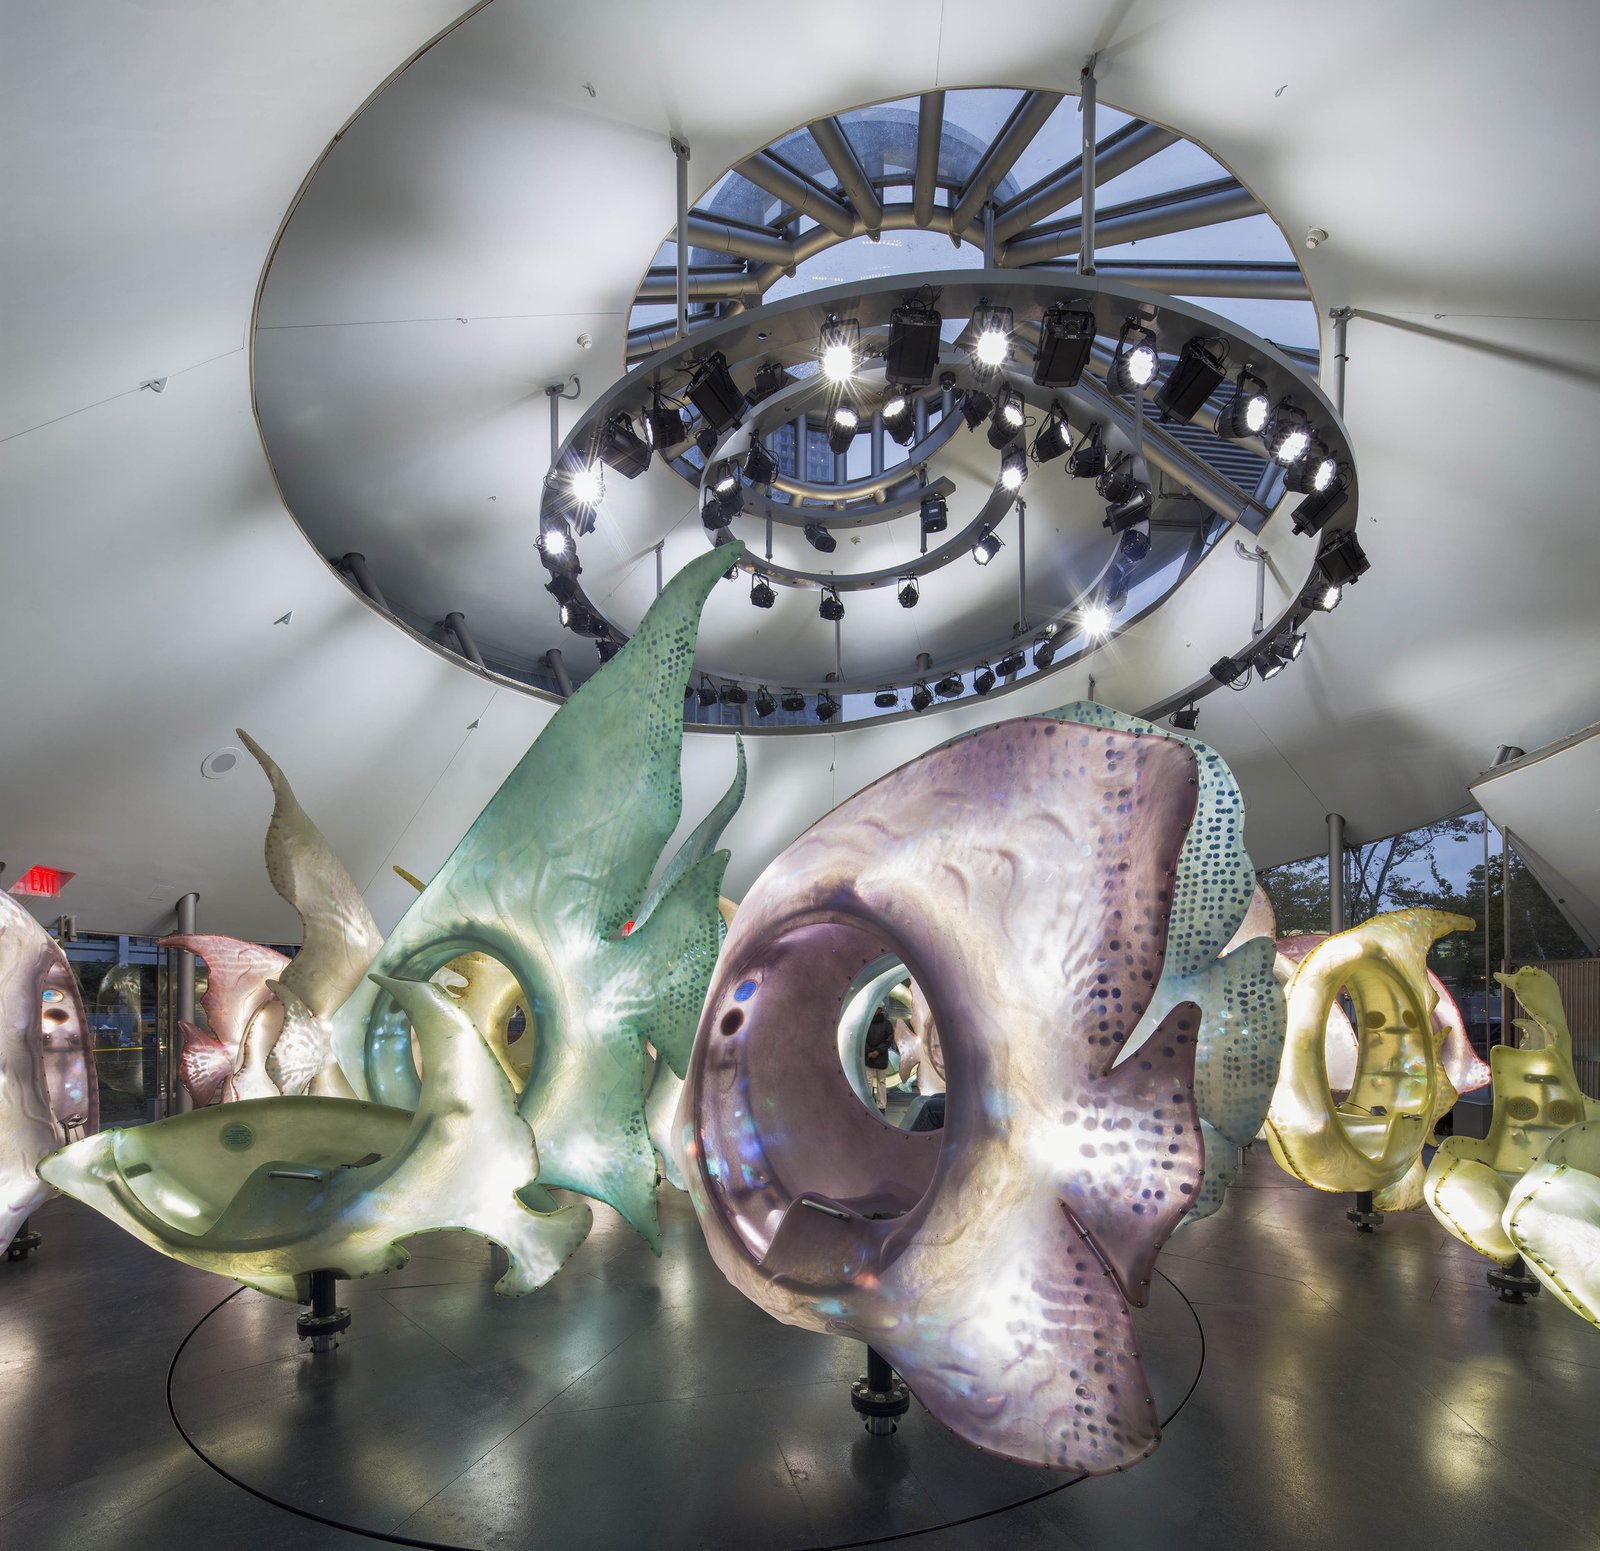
(1505, 1118, 1600, 1327)
(678, 716, 1204, 1473)
(162, 935, 289, 1104)
(40, 939, 96, 1139)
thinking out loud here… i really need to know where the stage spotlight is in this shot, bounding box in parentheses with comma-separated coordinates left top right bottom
(569, 463, 605, 508)
(886, 296, 943, 386)
(560, 600, 607, 638)
(695, 677, 719, 708)
(1067, 424, 1108, 479)
(819, 586, 845, 622)
(710, 460, 740, 496)
(973, 662, 996, 696)
(694, 425, 718, 459)
(595, 637, 621, 664)
(1317, 528, 1371, 586)
(1156, 335, 1228, 423)
(961, 388, 995, 430)
(1031, 402, 1072, 464)
(645, 398, 688, 453)
(1285, 441, 1333, 494)
(1111, 319, 1160, 394)
(780, 689, 807, 713)
(972, 527, 1004, 566)
(828, 403, 860, 455)
(1117, 522, 1152, 563)
(1170, 704, 1200, 731)
(820, 316, 861, 384)
(1104, 484, 1153, 533)
(596, 413, 652, 479)
(1254, 642, 1288, 681)
(1291, 471, 1351, 536)
(1097, 461, 1137, 503)
(803, 521, 837, 553)
(881, 392, 917, 446)
(1221, 370, 1271, 439)
(1210, 654, 1249, 686)
(1305, 571, 1343, 612)
(1081, 602, 1115, 638)
(909, 681, 934, 712)
(934, 672, 964, 698)
(545, 572, 581, 605)
(749, 573, 776, 609)
(744, 442, 779, 486)
(1033, 303, 1097, 388)
(747, 362, 791, 406)
(987, 387, 1026, 449)
(897, 575, 920, 609)
(874, 688, 899, 710)
(969, 302, 1013, 369)
(999, 445, 1027, 492)
(1032, 634, 1058, 669)
(719, 681, 749, 705)
(1266, 400, 1313, 465)
(754, 686, 777, 717)
(816, 690, 840, 722)
(1100, 567, 1129, 613)
(702, 495, 730, 531)
(687, 353, 744, 432)
(1278, 629, 1307, 661)
(995, 648, 1026, 677)
(537, 514, 579, 573)
(919, 492, 948, 534)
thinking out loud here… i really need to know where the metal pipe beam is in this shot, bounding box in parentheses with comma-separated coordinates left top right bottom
(683, 211, 795, 266)
(767, 410, 962, 503)
(673, 139, 690, 339)
(912, 90, 945, 228)
(340, 553, 389, 611)
(635, 267, 758, 303)
(626, 313, 718, 363)
(444, 611, 486, 669)
(1330, 306, 1351, 414)
(808, 117, 883, 231)
(991, 120, 1178, 244)
(1328, 813, 1346, 933)
(949, 90, 1063, 234)
(736, 152, 856, 238)
(543, 649, 573, 697)
(1003, 178, 1262, 267)
(1079, 62, 1097, 275)
(1025, 259, 1308, 300)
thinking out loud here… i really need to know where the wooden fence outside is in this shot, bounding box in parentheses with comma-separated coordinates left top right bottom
(1510, 958, 1600, 1097)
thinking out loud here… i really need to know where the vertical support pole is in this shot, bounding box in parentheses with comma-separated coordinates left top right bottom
(1234, 540, 1267, 637)
(1328, 813, 1346, 933)
(764, 515, 773, 562)
(547, 386, 562, 471)
(1483, 810, 1493, 1049)
(673, 138, 691, 341)
(341, 554, 390, 612)
(444, 612, 486, 669)
(982, 203, 996, 267)
(1078, 58, 1098, 276)
(1501, 826, 1514, 1042)
(870, 410, 884, 476)
(1330, 307, 1352, 416)
(1016, 498, 1027, 631)
(544, 649, 573, 697)
(173, 893, 197, 1116)
(654, 542, 665, 596)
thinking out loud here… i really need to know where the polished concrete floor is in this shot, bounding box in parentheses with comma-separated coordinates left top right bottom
(3, 1157, 1598, 1550)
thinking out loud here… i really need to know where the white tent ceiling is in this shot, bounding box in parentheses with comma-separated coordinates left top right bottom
(2, 0, 1598, 945)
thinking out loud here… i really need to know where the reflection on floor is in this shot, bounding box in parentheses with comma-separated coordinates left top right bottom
(2, 1159, 1598, 1550)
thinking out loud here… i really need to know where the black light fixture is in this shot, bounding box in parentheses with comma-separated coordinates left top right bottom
(780, 689, 807, 713)
(881, 391, 917, 446)
(973, 662, 996, 696)
(1156, 335, 1228, 423)
(1285, 440, 1332, 494)
(596, 412, 652, 478)
(747, 362, 791, 405)
(968, 301, 1014, 369)
(1266, 399, 1314, 465)
(995, 648, 1026, 676)
(1220, 370, 1271, 440)
(719, 680, 749, 705)
(819, 585, 845, 621)
(1303, 568, 1344, 612)
(987, 386, 1026, 449)
(934, 672, 964, 698)
(1032, 634, 1058, 669)
(743, 441, 779, 486)
(1104, 483, 1153, 533)
(1170, 704, 1200, 731)
(819, 316, 862, 384)
(1101, 566, 1130, 614)
(803, 521, 837, 553)
(1033, 303, 1097, 388)
(874, 688, 899, 709)
(828, 403, 860, 455)
(1254, 642, 1288, 681)
(687, 353, 744, 432)
(1067, 424, 1108, 479)
(1097, 459, 1138, 503)
(960, 388, 995, 430)
(559, 600, 608, 638)
(886, 295, 943, 386)
(909, 681, 934, 712)
(1317, 528, 1370, 586)
(537, 513, 580, 574)
(701, 496, 730, 531)
(1210, 654, 1249, 686)
(754, 686, 777, 717)
(710, 460, 741, 496)
(749, 573, 776, 609)
(1111, 319, 1161, 394)
(695, 676, 719, 707)
(999, 444, 1027, 492)
(595, 636, 621, 664)
(919, 492, 949, 534)
(897, 575, 920, 609)
(1277, 629, 1307, 661)
(545, 572, 581, 605)
(972, 527, 1004, 565)
(694, 424, 718, 459)
(645, 397, 688, 453)
(1291, 469, 1351, 536)
(1117, 522, 1152, 564)
(1030, 402, 1072, 464)
(815, 690, 840, 722)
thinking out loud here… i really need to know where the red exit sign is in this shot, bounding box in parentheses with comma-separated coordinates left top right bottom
(9, 865, 74, 898)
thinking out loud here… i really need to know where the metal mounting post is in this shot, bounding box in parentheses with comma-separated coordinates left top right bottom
(851, 1346, 910, 1435)
(1234, 539, 1268, 637)
(1347, 1190, 1383, 1232)
(1328, 812, 1346, 933)
(982, 203, 996, 266)
(172, 893, 197, 1116)
(546, 377, 581, 471)
(444, 612, 486, 669)
(341, 553, 390, 612)
(1487, 1254, 1541, 1303)
(655, 541, 665, 595)
(544, 649, 573, 697)
(1078, 58, 1098, 276)
(1016, 498, 1028, 631)
(297, 1269, 351, 1354)
(6, 1217, 41, 1260)
(673, 138, 691, 341)
(1330, 307, 1351, 416)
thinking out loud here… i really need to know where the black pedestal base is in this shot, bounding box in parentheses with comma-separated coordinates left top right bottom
(850, 1345, 911, 1436)
(296, 1268, 351, 1353)
(1488, 1257, 1541, 1305)
(6, 1218, 42, 1261)
(1347, 1190, 1383, 1233)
